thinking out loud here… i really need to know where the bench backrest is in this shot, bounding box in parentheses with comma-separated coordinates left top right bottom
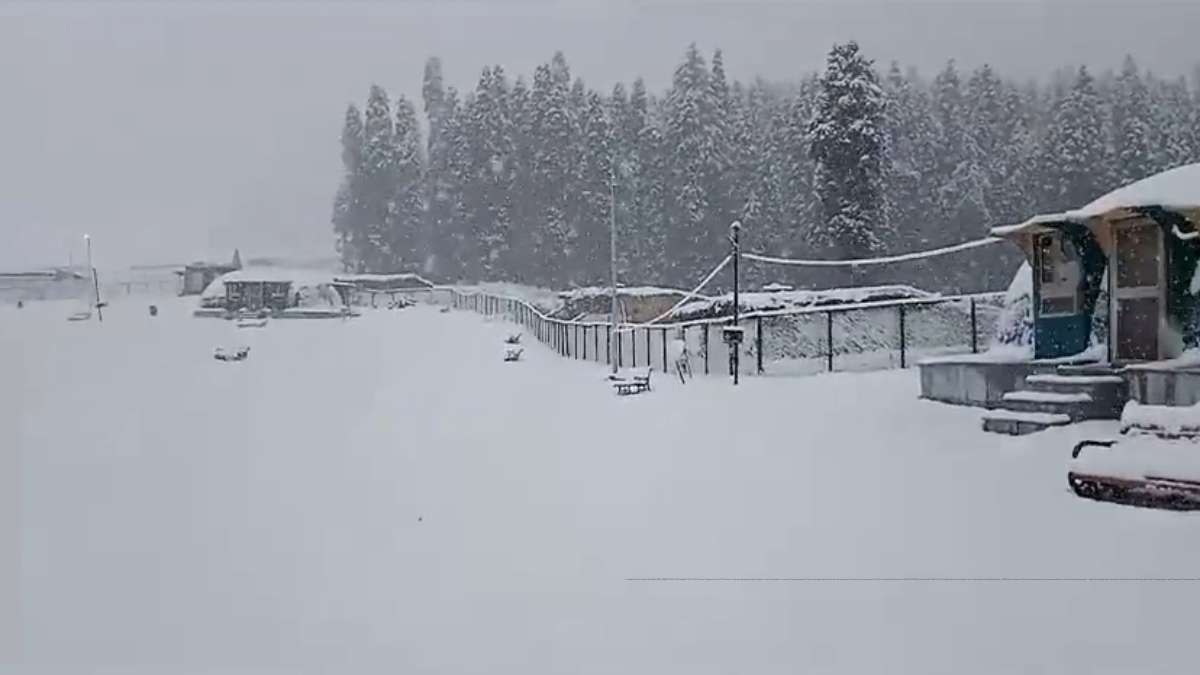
(1122, 421, 1200, 440)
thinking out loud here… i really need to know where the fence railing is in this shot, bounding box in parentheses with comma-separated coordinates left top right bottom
(428, 286, 1004, 378)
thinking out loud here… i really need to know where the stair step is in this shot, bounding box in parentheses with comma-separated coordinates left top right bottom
(1026, 374, 1125, 386)
(1056, 363, 1122, 377)
(1002, 390, 1094, 404)
(982, 410, 1073, 435)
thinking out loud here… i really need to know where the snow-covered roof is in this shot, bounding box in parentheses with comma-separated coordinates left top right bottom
(992, 163, 1200, 238)
(558, 285, 702, 301)
(990, 213, 1071, 238)
(333, 273, 434, 288)
(200, 267, 338, 299)
(669, 285, 938, 320)
(1071, 162, 1200, 219)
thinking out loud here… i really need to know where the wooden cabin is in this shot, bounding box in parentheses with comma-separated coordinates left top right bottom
(992, 163, 1200, 362)
(225, 278, 292, 312)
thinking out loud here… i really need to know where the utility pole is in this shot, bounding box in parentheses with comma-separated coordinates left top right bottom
(609, 164, 619, 375)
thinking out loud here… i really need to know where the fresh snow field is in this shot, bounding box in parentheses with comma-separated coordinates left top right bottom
(4, 297, 1200, 674)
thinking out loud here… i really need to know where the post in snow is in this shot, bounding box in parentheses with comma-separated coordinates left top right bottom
(727, 221, 742, 385)
(608, 163, 619, 375)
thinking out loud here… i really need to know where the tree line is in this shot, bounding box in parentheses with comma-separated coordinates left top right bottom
(331, 43, 1200, 293)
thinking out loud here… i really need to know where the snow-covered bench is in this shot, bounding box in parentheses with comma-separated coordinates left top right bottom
(214, 346, 250, 362)
(1068, 401, 1200, 510)
(610, 367, 652, 395)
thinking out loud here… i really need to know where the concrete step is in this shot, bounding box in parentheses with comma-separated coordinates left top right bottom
(1023, 374, 1126, 399)
(1002, 390, 1094, 404)
(982, 409, 1073, 435)
(996, 389, 1113, 419)
(1026, 373, 1125, 386)
(1056, 363, 1122, 377)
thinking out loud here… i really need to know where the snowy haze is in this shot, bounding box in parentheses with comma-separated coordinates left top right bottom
(1, 0, 1197, 270)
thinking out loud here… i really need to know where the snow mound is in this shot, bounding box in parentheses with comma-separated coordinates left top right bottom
(1121, 400, 1200, 435)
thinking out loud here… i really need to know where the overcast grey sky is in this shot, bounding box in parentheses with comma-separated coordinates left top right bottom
(1, 0, 1196, 270)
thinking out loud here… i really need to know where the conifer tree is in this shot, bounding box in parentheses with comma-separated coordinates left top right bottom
(808, 41, 889, 283)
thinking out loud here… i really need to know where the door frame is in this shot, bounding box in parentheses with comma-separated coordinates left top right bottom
(1108, 221, 1166, 363)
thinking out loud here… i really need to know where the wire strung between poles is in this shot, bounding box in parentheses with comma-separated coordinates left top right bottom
(614, 254, 732, 333)
(743, 236, 1002, 268)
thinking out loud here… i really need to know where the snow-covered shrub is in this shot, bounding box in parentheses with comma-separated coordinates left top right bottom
(992, 262, 1033, 348)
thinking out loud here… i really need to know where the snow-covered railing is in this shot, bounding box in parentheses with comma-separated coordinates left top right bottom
(432, 284, 1005, 378)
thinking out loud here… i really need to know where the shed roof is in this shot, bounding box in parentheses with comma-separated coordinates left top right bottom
(991, 163, 1200, 239)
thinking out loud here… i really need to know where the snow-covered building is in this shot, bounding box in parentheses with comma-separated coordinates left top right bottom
(991, 162, 1200, 362)
(197, 267, 348, 316)
(921, 163, 1200, 433)
(555, 286, 697, 323)
(333, 273, 434, 306)
(177, 250, 241, 296)
(0, 268, 89, 303)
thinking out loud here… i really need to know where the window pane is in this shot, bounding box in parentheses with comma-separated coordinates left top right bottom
(1116, 224, 1160, 288)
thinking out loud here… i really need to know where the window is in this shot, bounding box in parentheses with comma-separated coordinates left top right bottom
(1037, 232, 1081, 317)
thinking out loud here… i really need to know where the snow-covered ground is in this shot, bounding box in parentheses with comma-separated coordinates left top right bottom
(4, 296, 1200, 674)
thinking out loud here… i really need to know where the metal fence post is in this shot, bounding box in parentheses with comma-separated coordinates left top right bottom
(703, 324, 710, 374)
(595, 325, 600, 362)
(899, 304, 907, 369)
(646, 329, 651, 370)
(826, 311, 834, 372)
(583, 325, 588, 360)
(970, 297, 979, 354)
(617, 328, 623, 367)
(631, 329, 637, 366)
(606, 325, 611, 365)
(661, 327, 668, 373)
(756, 316, 764, 374)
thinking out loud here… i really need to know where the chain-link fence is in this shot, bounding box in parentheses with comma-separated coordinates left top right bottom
(435, 287, 1004, 378)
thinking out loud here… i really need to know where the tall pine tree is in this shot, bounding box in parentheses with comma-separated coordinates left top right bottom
(809, 41, 889, 284)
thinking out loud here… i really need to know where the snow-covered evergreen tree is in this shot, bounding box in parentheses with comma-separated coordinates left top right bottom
(332, 104, 365, 272)
(507, 75, 537, 282)
(423, 57, 453, 277)
(1155, 76, 1196, 171)
(808, 41, 889, 282)
(1110, 56, 1156, 185)
(931, 60, 968, 223)
(1038, 66, 1108, 210)
(360, 84, 397, 272)
(631, 79, 669, 284)
(530, 59, 573, 287)
(462, 66, 514, 281)
(388, 95, 424, 270)
(328, 48, 1200, 295)
(664, 44, 712, 285)
(574, 90, 614, 284)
